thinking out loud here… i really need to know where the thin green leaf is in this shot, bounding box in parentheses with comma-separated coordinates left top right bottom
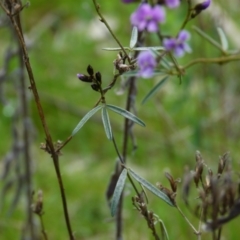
(192, 26, 223, 52)
(122, 70, 167, 77)
(217, 27, 229, 51)
(132, 46, 165, 51)
(130, 26, 138, 49)
(159, 218, 169, 240)
(102, 47, 125, 51)
(106, 104, 145, 127)
(160, 57, 171, 69)
(111, 168, 128, 217)
(101, 106, 112, 140)
(128, 168, 175, 207)
(139, 183, 149, 204)
(71, 105, 103, 136)
(142, 76, 169, 105)
(122, 70, 139, 77)
(103, 46, 165, 52)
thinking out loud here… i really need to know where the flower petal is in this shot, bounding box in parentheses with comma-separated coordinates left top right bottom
(177, 30, 190, 42)
(165, 0, 180, 9)
(137, 51, 156, 78)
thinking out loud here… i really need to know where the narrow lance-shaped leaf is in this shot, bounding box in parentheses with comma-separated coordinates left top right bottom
(128, 168, 175, 207)
(159, 218, 169, 240)
(122, 70, 167, 77)
(217, 27, 229, 51)
(122, 70, 140, 77)
(71, 105, 103, 136)
(106, 104, 145, 127)
(103, 46, 165, 52)
(111, 168, 128, 217)
(132, 46, 165, 51)
(101, 106, 113, 140)
(102, 47, 124, 51)
(192, 26, 223, 52)
(130, 26, 138, 49)
(159, 57, 171, 70)
(142, 76, 169, 105)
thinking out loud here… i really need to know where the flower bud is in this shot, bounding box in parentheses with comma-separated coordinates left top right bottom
(87, 65, 94, 76)
(95, 72, 102, 84)
(191, 0, 211, 18)
(77, 73, 92, 83)
(91, 84, 100, 92)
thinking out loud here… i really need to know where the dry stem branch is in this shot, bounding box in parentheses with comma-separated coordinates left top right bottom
(0, 2, 75, 239)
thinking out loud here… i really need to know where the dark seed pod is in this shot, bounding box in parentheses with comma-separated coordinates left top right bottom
(91, 83, 99, 92)
(87, 65, 94, 76)
(95, 72, 102, 84)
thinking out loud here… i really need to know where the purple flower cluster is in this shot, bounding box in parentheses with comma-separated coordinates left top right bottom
(128, 1, 183, 33)
(163, 30, 191, 57)
(122, 0, 211, 9)
(137, 51, 156, 78)
(120, 0, 211, 77)
(130, 4, 165, 33)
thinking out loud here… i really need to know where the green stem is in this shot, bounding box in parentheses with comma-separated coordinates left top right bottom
(179, 0, 193, 30)
(183, 55, 240, 69)
(39, 214, 48, 240)
(176, 205, 200, 236)
(92, 0, 131, 63)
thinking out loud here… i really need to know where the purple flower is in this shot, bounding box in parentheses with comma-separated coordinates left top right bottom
(195, 0, 211, 10)
(191, 0, 211, 18)
(137, 51, 157, 78)
(163, 30, 191, 57)
(131, 4, 165, 32)
(165, 0, 180, 9)
(200, 0, 211, 10)
(77, 73, 84, 79)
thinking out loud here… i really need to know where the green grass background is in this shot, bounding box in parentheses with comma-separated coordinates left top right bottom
(1, 0, 240, 239)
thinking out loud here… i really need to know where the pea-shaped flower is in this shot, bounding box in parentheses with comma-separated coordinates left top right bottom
(163, 30, 191, 57)
(137, 51, 157, 78)
(131, 3, 165, 33)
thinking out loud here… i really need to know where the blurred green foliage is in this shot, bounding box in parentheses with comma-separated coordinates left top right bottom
(1, 0, 240, 239)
